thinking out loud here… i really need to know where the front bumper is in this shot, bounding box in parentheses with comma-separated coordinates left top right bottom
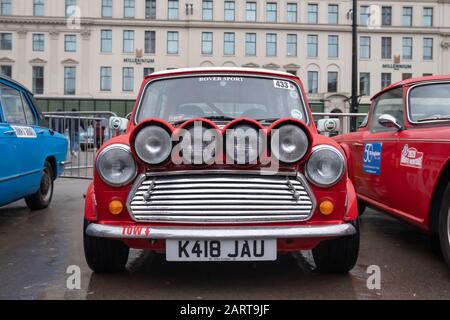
(86, 223, 356, 240)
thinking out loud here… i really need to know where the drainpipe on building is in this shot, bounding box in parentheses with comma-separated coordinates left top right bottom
(350, 0, 359, 132)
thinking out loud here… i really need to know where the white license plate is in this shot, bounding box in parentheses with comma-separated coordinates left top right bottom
(166, 239, 277, 262)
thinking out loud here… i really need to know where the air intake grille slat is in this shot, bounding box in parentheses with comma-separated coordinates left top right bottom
(127, 172, 315, 224)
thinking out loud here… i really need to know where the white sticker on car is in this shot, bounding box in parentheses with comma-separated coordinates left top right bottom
(400, 144, 424, 168)
(273, 80, 293, 90)
(291, 109, 303, 120)
(11, 126, 37, 138)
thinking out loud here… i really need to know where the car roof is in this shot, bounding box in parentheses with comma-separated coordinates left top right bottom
(0, 74, 33, 96)
(146, 67, 297, 79)
(372, 74, 450, 100)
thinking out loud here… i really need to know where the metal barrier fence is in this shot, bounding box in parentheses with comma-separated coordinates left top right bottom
(43, 111, 119, 179)
(44, 111, 368, 179)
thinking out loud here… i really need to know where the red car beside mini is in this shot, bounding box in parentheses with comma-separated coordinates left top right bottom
(83, 67, 360, 273)
(334, 75, 450, 268)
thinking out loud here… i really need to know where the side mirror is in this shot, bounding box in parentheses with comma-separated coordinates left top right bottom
(317, 118, 341, 133)
(378, 114, 402, 130)
(109, 117, 129, 131)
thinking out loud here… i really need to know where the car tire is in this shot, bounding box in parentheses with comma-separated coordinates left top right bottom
(358, 200, 367, 216)
(438, 182, 450, 268)
(83, 219, 129, 273)
(312, 218, 360, 273)
(25, 161, 54, 210)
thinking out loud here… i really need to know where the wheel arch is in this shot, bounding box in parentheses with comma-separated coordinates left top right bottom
(429, 158, 450, 233)
(45, 156, 57, 180)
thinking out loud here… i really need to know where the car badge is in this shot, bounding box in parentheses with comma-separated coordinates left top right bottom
(286, 178, 300, 201)
(143, 179, 155, 202)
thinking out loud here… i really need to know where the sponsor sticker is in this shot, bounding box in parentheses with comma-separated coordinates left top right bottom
(11, 126, 37, 138)
(290, 109, 303, 120)
(363, 142, 382, 175)
(400, 144, 423, 169)
(198, 76, 244, 83)
(273, 80, 294, 90)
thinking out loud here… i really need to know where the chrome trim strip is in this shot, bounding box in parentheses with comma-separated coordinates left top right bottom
(0, 168, 41, 183)
(406, 80, 450, 124)
(86, 223, 356, 240)
(133, 73, 310, 126)
(60, 161, 71, 166)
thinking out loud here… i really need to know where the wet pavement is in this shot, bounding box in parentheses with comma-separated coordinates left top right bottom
(0, 179, 449, 300)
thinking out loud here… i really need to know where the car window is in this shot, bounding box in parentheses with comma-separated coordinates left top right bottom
(370, 88, 404, 132)
(22, 94, 36, 125)
(408, 82, 450, 122)
(0, 83, 27, 125)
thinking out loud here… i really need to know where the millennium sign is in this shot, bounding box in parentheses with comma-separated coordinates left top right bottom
(382, 55, 412, 70)
(124, 49, 155, 64)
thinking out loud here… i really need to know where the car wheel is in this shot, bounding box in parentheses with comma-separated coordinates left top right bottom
(312, 218, 360, 273)
(358, 200, 367, 216)
(83, 219, 129, 273)
(25, 161, 54, 210)
(438, 182, 450, 268)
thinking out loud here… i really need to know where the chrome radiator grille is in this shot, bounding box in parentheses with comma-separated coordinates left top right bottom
(127, 171, 316, 223)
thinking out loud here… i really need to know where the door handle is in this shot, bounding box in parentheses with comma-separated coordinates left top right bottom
(3, 130, 15, 135)
(35, 129, 46, 134)
(352, 142, 363, 147)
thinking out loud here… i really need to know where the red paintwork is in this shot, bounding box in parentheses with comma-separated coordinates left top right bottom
(84, 68, 358, 252)
(334, 76, 450, 232)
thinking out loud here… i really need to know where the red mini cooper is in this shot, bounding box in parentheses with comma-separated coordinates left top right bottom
(83, 67, 359, 273)
(334, 75, 450, 268)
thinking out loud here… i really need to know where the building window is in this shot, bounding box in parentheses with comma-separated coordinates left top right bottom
(0, 0, 11, 15)
(101, 0, 112, 17)
(167, 31, 179, 54)
(266, 33, 277, 57)
(360, 6, 370, 26)
(145, 31, 156, 54)
(266, 2, 277, 23)
(123, 30, 134, 53)
(307, 71, 318, 94)
(101, 30, 112, 53)
(308, 4, 318, 24)
(328, 35, 338, 58)
(201, 32, 213, 55)
(224, 1, 235, 21)
(246, 2, 257, 22)
(403, 7, 413, 26)
(146, 0, 156, 19)
(224, 32, 235, 55)
(144, 67, 154, 77)
(65, 0, 76, 17)
(0, 33, 12, 50)
(381, 37, 392, 59)
(307, 35, 318, 58)
(382, 6, 392, 26)
(423, 38, 433, 60)
(32, 34, 45, 52)
(122, 67, 134, 92)
(124, 0, 135, 18)
(100, 66, 111, 91)
(359, 72, 370, 96)
(168, 0, 179, 20)
(34, 0, 44, 16)
(0, 65, 11, 77)
(402, 73, 412, 80)
(287, 3, 297, 23)
(328, 4, 338, 24)
(381, 73, 391, 89)
(360, 36, 371, 59)
(423, 73, 433, 77)
(64, 35, 76, 52)
(402, 37, 413, 60)
(423, 7, 433, 27)
(286, 34, 297, 57)
(327, 71, 338, 93)
(202, 0, 213, 20)
(64, 66, 76, 95)
(245, 33, 256, 56)
(32, 66, 44, 94)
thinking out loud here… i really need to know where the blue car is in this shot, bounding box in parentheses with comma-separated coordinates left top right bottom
(0, 75, 68, 209)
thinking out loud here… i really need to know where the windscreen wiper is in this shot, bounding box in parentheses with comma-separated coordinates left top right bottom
(171, 115, 236, 126)
(416, 115, 450, 122)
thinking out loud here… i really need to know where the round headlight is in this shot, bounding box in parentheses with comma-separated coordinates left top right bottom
(134, 125, 172, 164)
(225, 124, 263, 164)
(96, 144, 137, 186)
(180, 124, 218, 164)
(306, 145, 345, 187)
(271, 124, 309, 163)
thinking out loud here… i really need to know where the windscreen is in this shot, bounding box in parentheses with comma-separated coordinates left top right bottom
(136, 75, 308, 124)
